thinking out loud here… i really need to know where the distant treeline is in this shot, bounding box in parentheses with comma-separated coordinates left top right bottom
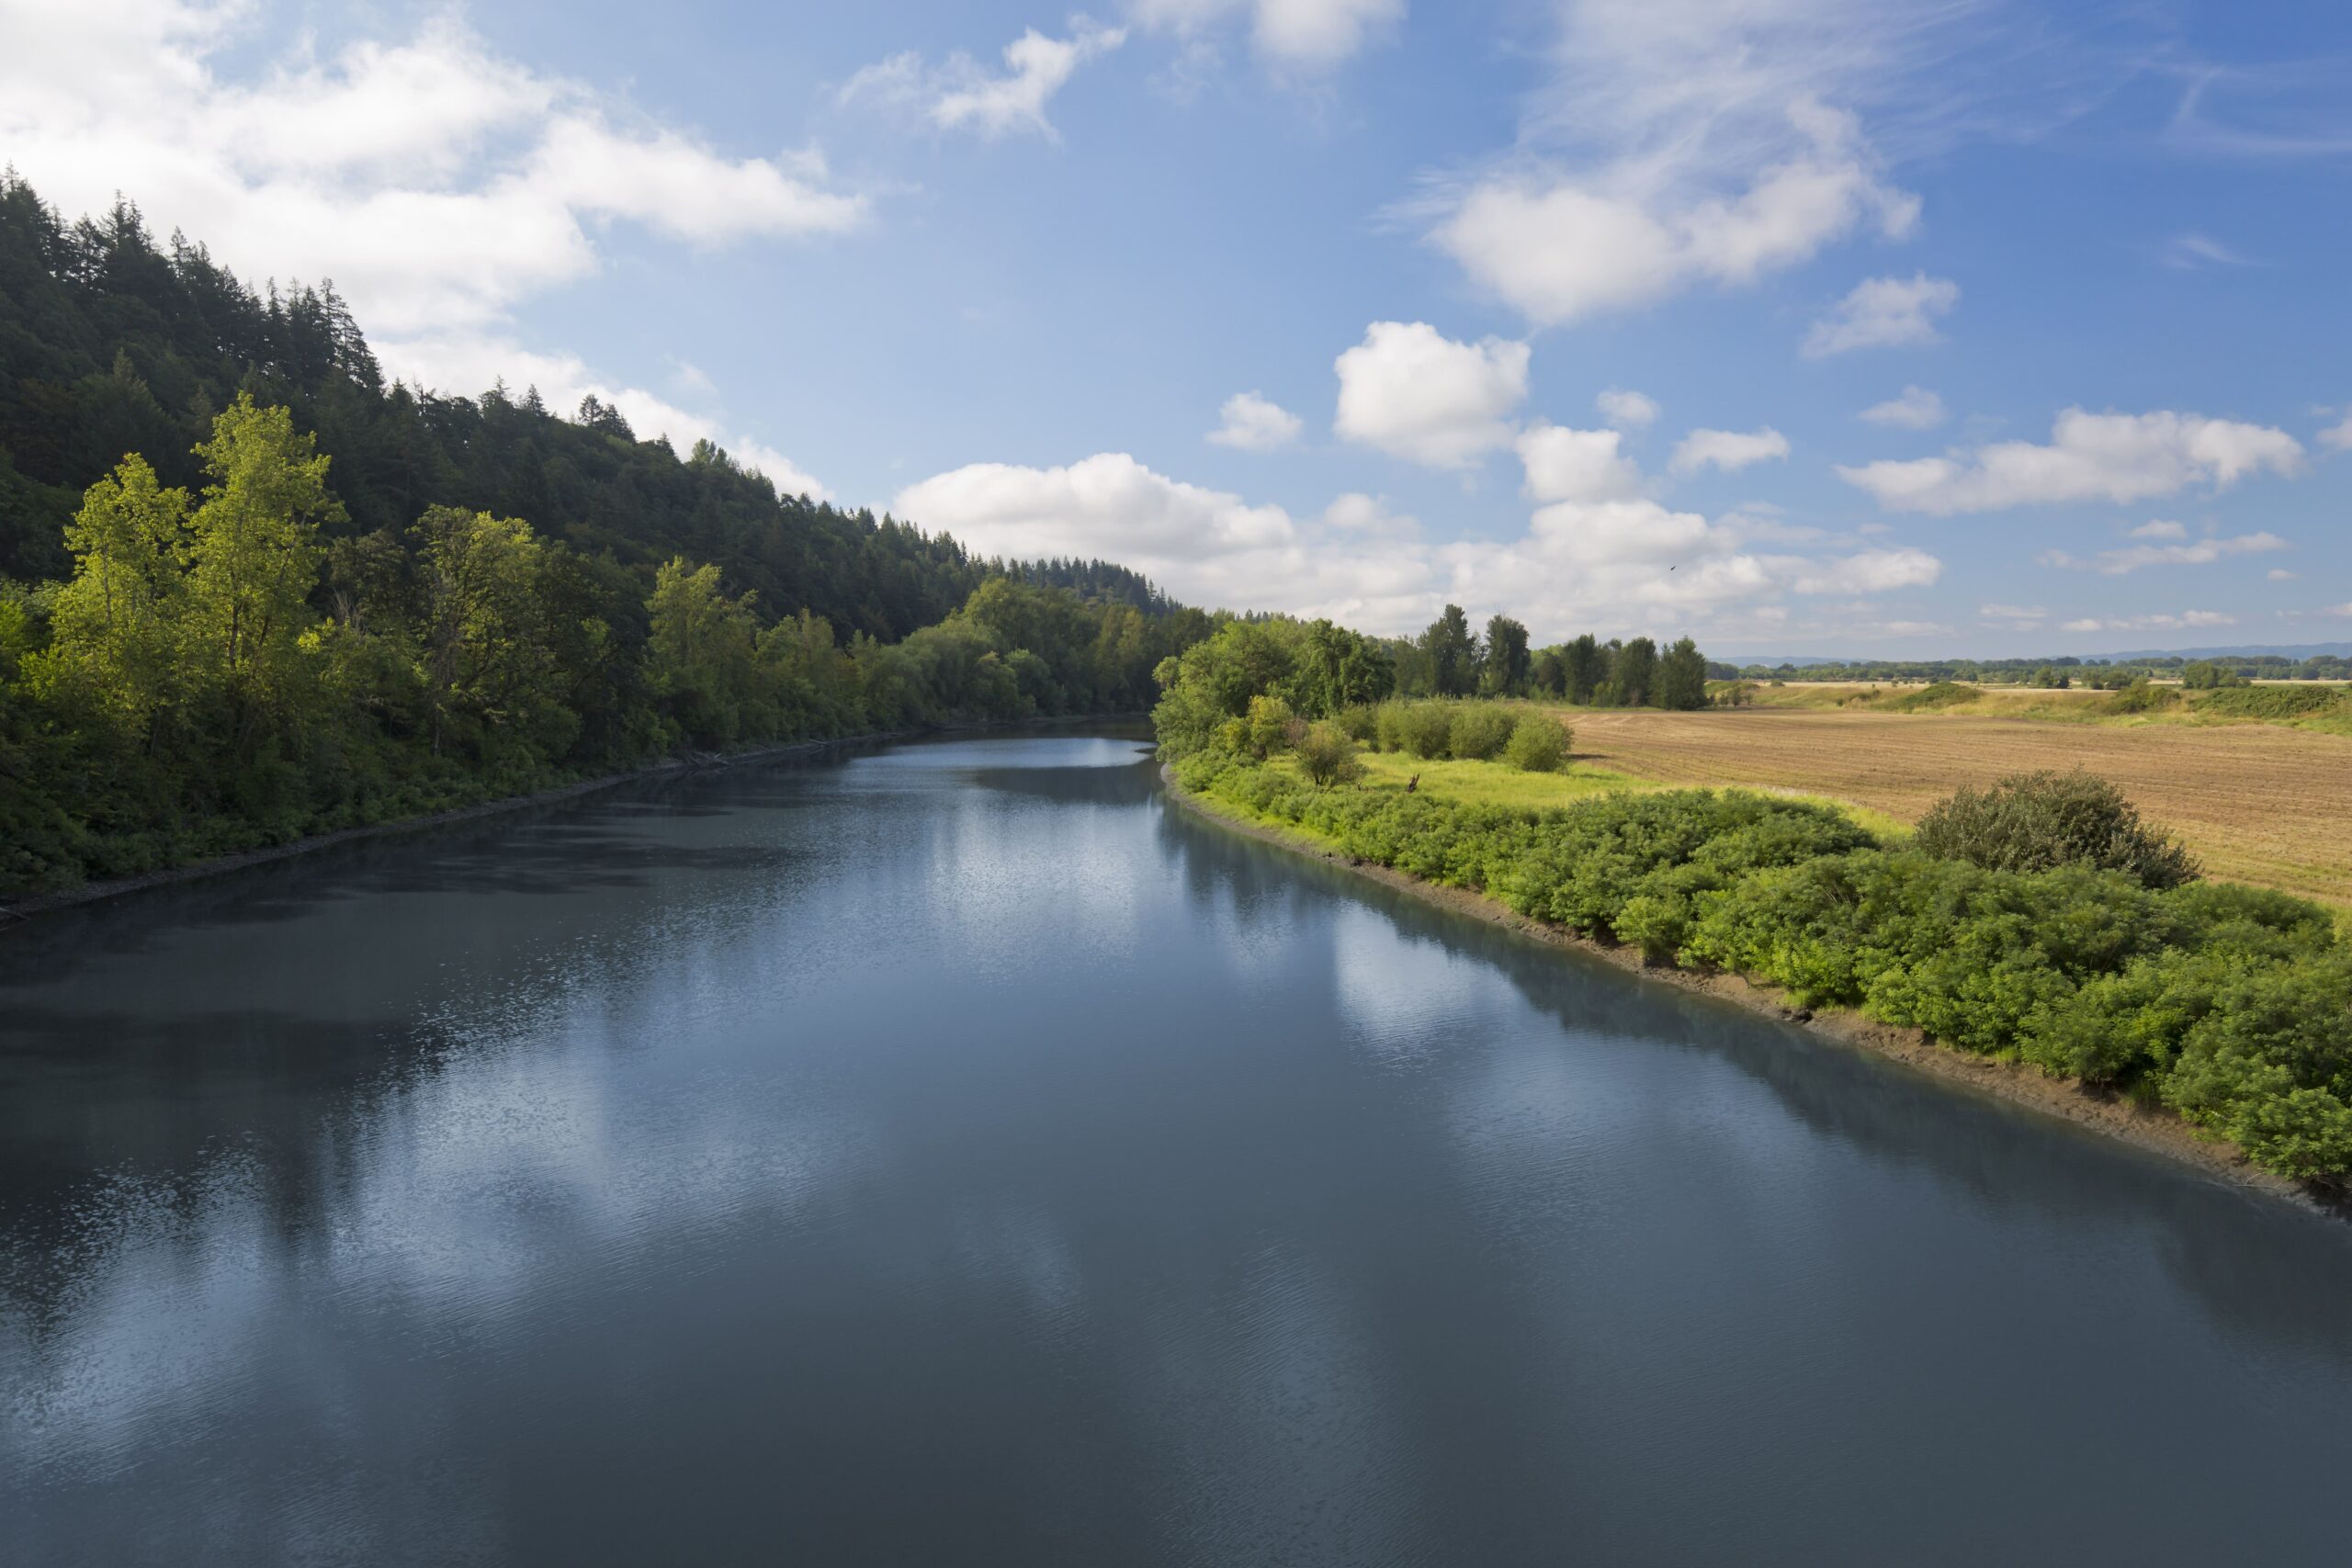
(1736, 653, 2352, 684)
(1148, 607, 1713, 754)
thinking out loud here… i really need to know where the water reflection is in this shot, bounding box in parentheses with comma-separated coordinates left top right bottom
(4, 733, 2350, 1565)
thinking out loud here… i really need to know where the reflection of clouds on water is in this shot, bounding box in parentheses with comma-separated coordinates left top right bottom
(1329, 904, 1483, 1070)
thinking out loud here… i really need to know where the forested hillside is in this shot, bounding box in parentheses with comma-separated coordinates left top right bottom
(0, 177, 1205, 897)
(0, 175, 989, 637)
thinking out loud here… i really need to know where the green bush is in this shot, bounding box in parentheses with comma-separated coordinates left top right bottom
(1449, 704, 1515, 761)
(1503, 715, 1568, 772)
(2101, 679, 2180, 716)
(1170, 739, 2352, 1183)
(1295, 721, 1364, 788)
(1912, 769, 2199, 890)
(1335, 705, 1379, 743)
(2193, 684, 2346, 721)
(1399, 702, 1454, 759)
(1886, 681, 1977, 712)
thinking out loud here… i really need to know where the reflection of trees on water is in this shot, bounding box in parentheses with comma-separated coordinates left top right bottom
(1154, 793, 2352, 1365)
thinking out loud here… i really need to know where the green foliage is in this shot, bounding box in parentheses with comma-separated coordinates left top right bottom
(1479, 615, 1530, 696)
(1913, 769, 2200, 889)
(1655, 637, 1708, 711)
(2181, 660, 2244, 690)
(2100, 679, 2180, 716)
(1170, 699, 2352, 1181)
(1886, 681, 1978, 712)
(2193, 684, 2346, 720)
(1398, 702, 1456, 759)
(1420, 604, 1478, 697)
(1448, 704, 1515, 761)
(1295, 721, 1364, 788)
(1244, 694, 1298, 759)
(1504, 715, 1568, 773)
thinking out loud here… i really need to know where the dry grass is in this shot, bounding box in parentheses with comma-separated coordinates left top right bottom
(1553, 705, 2352, 907)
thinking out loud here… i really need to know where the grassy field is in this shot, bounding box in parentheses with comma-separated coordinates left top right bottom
(1555, 705, 2352, 907)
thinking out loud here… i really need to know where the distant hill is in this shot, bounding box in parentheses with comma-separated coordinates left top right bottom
(2097, 643, 2352, 662)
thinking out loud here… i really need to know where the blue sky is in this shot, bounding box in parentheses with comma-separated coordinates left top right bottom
(5, 0, 2347, 654)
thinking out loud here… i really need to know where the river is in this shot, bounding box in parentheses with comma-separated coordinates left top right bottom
(4, 733, 2350, 1564)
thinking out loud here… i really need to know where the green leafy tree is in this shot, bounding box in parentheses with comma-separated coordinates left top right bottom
(1563, 633, 1605, 704)
(1913, 770, 2200, 889)
(1656, 637, 1708, 710)
(1611, 637, 1657, 707)
(185, 394, 344, 722)
(1420, 604, 1478, 697)
(29, 455, 192, 739)
(1479, 615, 1531, 696)
(411, 505, 570, 761)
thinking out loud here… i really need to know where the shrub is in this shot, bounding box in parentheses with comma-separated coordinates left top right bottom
(2101, 679, 2180, 716)
(1912, 769, 2199, 890)
(1503, 715, 1568, 772)
(1886, 682, 1977, 712)
(1295, 721, 1364, 788)
(2194, 684, 2346, 721)
(1399, 702, 1454, 760)
(1335, 705, 1379, 743)
(1243, 694, 1295, 758)
(1449, 704, 1515, 761)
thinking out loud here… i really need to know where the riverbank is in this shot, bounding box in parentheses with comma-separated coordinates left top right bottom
(1159, 762, 2328, 1214)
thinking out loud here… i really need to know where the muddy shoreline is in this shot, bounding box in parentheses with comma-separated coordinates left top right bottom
(1160, 764, 2331, 1216)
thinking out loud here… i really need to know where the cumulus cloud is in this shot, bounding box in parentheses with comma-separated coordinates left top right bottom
(1515, 424, 1641, 502)
(840, 17, 1125, 141)
(1838, 409, 2305, 513)
(2041, 530, 2290, 575)
(0, 2, 846, 493)
(2127, 519, 2187, 540)
(1435, 97, 1917, 327)
(1130, 0, 1404, 67)
(1670, 426, 1791, 475)
(1333, 321, 1530, 468)
(1860, 385, 1947, 430)
(1980, 603, 2046, 626)
(2322, 412, 2352, 452)
(1596, 388, 1660, 429)
(0, 6, 864, 336)
(1206, 390, 1304, 451)
(1803, 273, 1958, 356)
(898, 442, 1941, 639)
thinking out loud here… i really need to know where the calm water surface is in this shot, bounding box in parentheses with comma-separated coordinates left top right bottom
(5, 734, 2351, 1565)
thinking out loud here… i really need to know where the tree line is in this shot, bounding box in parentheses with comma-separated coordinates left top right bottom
(0, 396, 1204, 896)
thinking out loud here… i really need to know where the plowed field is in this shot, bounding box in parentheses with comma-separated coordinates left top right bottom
(1563, 706, 2352, 906)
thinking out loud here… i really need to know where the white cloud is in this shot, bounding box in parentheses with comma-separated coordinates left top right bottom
(1206, 390, 1304, 451)
(2126, 518, 2188, 540)
(381, 335, 827, 500)
(840, 18, 1125, 141)
(1838, 409, 2305, 513)
(0, 8, 864, 338)
(2267, 569, 2298, 581)
(2160, 232, 2254, 270)
(2328, 603, 2352, 618)
(1515, 424, 1641, 502)
(2321, 412, 2352, 452)
(0, 3, 850, 498)
(1320, 493, 1419, 537)
(1860, 385, 1946, 429)
(2041, 531, 2290, 575)
(1333, 321, 1530, 468)
(1130, 0, 1404, 67)
(1981, 603, 2046, 620)
(1434, 98, 1917, 327)
(899, 444, 1941, 639)
(1596, 388, 1660, 429)
(1804, 273, 1958, 357)
(2062, 611, 2238, 634)
(1670, 426, 1791, 475)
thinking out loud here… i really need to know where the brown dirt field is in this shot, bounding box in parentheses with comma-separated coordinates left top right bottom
(1561, 706, 2352, 907)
